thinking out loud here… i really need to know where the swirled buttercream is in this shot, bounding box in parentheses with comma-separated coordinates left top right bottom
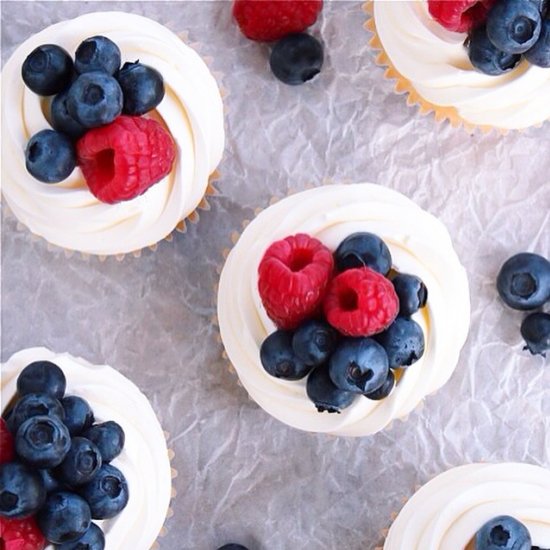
(1, 348, 172, 550)
(384, 463, 550, 550)
(217, 184, 470, 436)
(1, 12, 225, 255)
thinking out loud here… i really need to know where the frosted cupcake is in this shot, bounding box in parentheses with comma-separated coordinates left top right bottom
(1, 12, 225, 256)
(217, 184, 470, 436)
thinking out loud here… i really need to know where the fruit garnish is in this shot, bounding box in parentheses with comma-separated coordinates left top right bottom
(334, 232, 393, 276)
(306, 363, 355, 413)
(0, 419, 15, 465)
(75, 36, 121, 75)
(83, 421, 125, 463)
(391, 273, 428, 317)
(474, 515, 531, 550)
(21, 44, 73, 96)
(521, 312, 550, 357)
(51, 90, 87, 140)
(376, 317, 425, 369)
(428, 0, 497, 33)
(468, 24, 522, 75)
(79, 464, 129, 519)
(364, 369, 396, 401)
(0, 516, 47, 550)
(17, 361, 66, 399)
(57, 523, 105, 550)
(0, 463, 46, 519)
(525, 18, 550, 67)
(25, 130, 76, 184)
(8, 393, 65, 434)
(260, 330, 313, 380)
(292, 320, 338, 367)
(117, 61, 165, 116)
(61, 396, 94, 436)
(56, 437, 102, 486)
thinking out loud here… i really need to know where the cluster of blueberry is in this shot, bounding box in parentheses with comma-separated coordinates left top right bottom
(258, 232, 428, 414)
(497, 252, 550, 356)
(475, 515, 547, 550)
(0, 361, 128, 550)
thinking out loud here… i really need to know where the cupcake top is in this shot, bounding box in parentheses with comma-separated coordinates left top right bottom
(1, 347, 172, 549)
(384, 463, 550, 550)
(1, 11, 225, 255)
(217, 184, 470, 436)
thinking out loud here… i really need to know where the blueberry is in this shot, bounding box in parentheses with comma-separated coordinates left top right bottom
(376, 317, 425, 369)
(487, 0, 541, 54)
(0, 462, 46, 518)
(521, 312, 550, 357)
(364, 369, 396, 401)
(525, 18, 550, 67)
(25, 129, 76, 183)
(260, 330, 314, 380)
(62, 396, 94, 436)
(79, 464, 129, 519)
(474, 515, 531, 550)
(392, 273, 428, 317)
(66, 72, 122, 128)
(270, 33, 323, 86)
(37, 468, 62, 494)
(497, 253, 550, 310)
(82, 422, 125, 463)
(17, 360, 66, 399)
(9, 393, 65, 433)
(22, 44, 73, 95)
(51, 89, 87, 140)
(334, 232, 392, 275)
(328, 338, 389, 394)
(57, 522, 105, 550)
(37, 491, 91, 544)
(292, 320, 339, 367)
(75, 36, 121, 75)
(56, 437, 102, 487)
(15, 415, 71, 469)
(306, 364, 356, 413)
(117, 61, 165, 115)
(468, 24, 522, 75)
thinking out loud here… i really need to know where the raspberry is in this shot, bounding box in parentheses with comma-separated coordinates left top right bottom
(323, 267, 399, 337)
(428, 0, 496, 33)
(77, 115, 176, 204)
(233, 0, 323, 42)
(0, 517, 46, 550)
(258, 233, 333, 330)
(0, 418, 14, 464)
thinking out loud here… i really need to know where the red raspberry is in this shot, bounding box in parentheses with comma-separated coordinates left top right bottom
(233, 0, 323, 42)
(258, 233, 333, 330)
(323, 267, 399, 337)
(428, 0, 496, 33)
(77, 115, 176, 205)
(0, 418, 14, 464)
(0, 517, 46, 550)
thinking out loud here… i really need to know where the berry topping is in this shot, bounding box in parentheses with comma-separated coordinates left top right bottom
(66, 72, 123, 128)
(474, 515, 531, 550)
(57, 522, 105, 550)
(270, 33, 324, 86)
(76, 115, 176, 204)
(25, 130, 76, 184)
(9, 393, 65, 434)
(0, 516, 46, 550)
(468, 24, 522, 75)
(56, 437, 102, 487)
(79, 464, 129, 519)
(292, 320, 339, 367)
(258, 234, 334, 330)
(428, 0, 496, 33)
(497, 252, 550, 310)
(17, 361, 66, 400)
(376, 317, 425, 369)
(0, 463, 46, 519)
(82, 422, 125, 463)
(37, 491, 91, 545)
(328, 338, 389, 394)
(521, 312, 550, 357)
(260, 330, 313, 380)
(525, 17, 550, 67)
(323, 267, 399, 337)
(306, 363, 355, 413)
(334, 232, 392, 276)
(74, 36, 121, 76)
(21, 44, 73, 96)
(233, 0, 323, 42)
(61, 396, 94, 436)
(37, 469, 61, 495)
(0, 419, 15, 465)
(391, 273, 428, 317)
(117, 61, 165, 116)
(364, 369, 396, 401)
(51, 89, 87, 140)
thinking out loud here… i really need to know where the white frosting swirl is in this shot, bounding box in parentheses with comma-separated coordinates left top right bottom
(372, 0, 550, 129)
(1, 347, 172, 550)
(384, 463, 550, 550)
(1, 12, 225, 255)
(217, 184, 470, 436)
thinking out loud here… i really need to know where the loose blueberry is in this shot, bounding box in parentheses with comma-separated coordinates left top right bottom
(37, 491, 91, 544)
(0, 462, 46, 518)
(17, 360, 66, 399)
(334, 232, 392, 275)
(270, 33, 323, 86)
(376, 317, 425, 369)
(329, 338, 389, 394)
(260, 330, 314, 380)
(392, 273, 428, 317)
(364, 369, 396, 401)
(117, 61, 165, 116)
(487, 0, 541, 54)
(474, 515, 531, 550)
(22, 44, 73, 95)
(58, 522, 105, 550)
(9, 393, 65, 433)
(292, 320, 339, 367)
(62, 396, 94, 436)
(75, 36, 121, 75)
(25, 129, 76, 183)
(306, 364, 356, 413)
(15, 415, 71, 469)
(37, 468, 62, 494)
(468, 24, 522, 75)
(525, 17, 550, 67)
(66, 72, 122, 128)
(497, 253, 550, 310)
(82, 422, 125, 463)
(56, 437, 102, 487)
(79, 464, 129, 519)
(51, 89, 87, 140)
(521, 312, 550, 357)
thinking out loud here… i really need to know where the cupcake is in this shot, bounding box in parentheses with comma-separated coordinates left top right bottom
(0, 347, 172, 549)
(384, 463, 550, 549)
(1, 11, 225, 256)
(217, 184, 470, 436)
(366, 0, 550, 131)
